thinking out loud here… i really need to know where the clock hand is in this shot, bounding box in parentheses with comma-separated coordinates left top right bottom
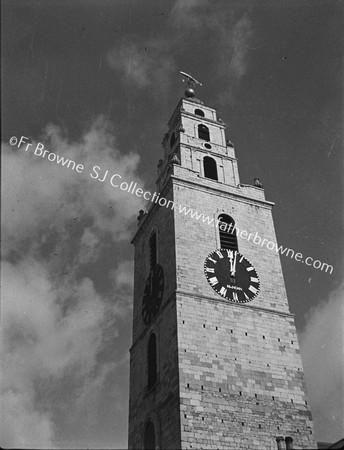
(228, 251, 236, 276)
(231, 251, 237, 276)
(228, 251, 233, 274)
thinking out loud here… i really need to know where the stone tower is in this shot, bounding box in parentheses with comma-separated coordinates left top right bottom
(128, 87, 317, 449)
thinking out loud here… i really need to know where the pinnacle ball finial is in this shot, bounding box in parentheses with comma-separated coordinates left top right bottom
(185, 87, 195, 98)
(180, 71, 202, 98)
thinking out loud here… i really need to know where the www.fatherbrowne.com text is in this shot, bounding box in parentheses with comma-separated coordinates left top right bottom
(10, 135, 333, 275)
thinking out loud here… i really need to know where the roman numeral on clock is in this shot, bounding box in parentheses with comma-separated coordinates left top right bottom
(206, 267, 215, 273)
(209, 277, 218, 286)
(249, 285, 258, 294)
(232, 292, 238, 302)
(219, 286, 227, 297)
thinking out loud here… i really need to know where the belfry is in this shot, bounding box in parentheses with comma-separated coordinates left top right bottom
(128, 76, 316, 449)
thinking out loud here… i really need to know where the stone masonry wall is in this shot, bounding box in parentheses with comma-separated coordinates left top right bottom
(172, 174, 317, 449)
(173, 176, 289, 314)
(129, 296, 181, 449)
(129, 188, 182, 449)
(176, 293, 317, 449)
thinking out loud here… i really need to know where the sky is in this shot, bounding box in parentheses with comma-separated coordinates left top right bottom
(1, 0, 343, 448)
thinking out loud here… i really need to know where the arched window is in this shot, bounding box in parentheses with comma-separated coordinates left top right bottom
(218, 214, 238, 251)
(195, 108, 205, 117)
(170, 132, 176, 149)
(149, 232, 157, 270)
(203, 156, 218, 181)
(143, 420, 155, 450)
(198, 124, 210, 141)
(147, 333, 157, 389)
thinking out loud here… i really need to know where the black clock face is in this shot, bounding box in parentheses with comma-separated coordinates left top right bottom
(204, 249, 260, 303)
(142, 264, 164, 324)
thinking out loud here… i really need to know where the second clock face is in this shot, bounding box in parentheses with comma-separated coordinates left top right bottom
(204, 249, 260, 303)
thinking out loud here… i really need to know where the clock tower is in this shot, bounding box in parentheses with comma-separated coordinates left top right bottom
(128, 84, 317, 449)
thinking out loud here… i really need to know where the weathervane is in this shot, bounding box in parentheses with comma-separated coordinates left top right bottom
(180, 71, 202, 98)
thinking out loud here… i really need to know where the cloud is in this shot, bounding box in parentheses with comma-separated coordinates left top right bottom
(1, 259, 108, 447)
(107, 35, 175, 91)
(2, 389, 54, 449)
(299, 282, 344, 443)
(106, 4, 252, 101)
(111, 260, 134, 290)
(1, 117, 146, 448)
(2, 116, 144, 254)
(170, 0, 210, 30)
(171, 1, 253, 100)
(221, 15, 253, 81)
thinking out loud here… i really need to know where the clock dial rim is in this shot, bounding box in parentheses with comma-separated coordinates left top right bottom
(204, 249, 260, 303)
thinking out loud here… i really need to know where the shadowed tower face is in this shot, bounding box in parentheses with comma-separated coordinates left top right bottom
(128, 88, 317, 450)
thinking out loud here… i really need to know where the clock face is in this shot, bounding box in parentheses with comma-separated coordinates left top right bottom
(204, 249, 260, 303)
(142, 264, 164, 324)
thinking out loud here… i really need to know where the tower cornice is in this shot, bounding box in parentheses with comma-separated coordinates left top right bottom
(180, 109, 226, 129)
(175, 290, 295, 318)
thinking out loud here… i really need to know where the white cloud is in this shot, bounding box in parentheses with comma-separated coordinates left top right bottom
(170, 1, 253, 100)
(299, 282, 344, 443)
(0, 117, 145, 448)
(1, 257, 115, 448)
(222, 15, 253, 81)
(112, 260, 134, 290)
(107, 36, 175, 91)
(79, 228, 102, 264)
(170, 0, 210, 30)
(2, 117, 145, 254)
(106, 4, 252, 103)
(1, 389, 54, 449)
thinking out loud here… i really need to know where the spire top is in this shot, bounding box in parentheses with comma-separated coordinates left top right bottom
(180, 71, 202, 98)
